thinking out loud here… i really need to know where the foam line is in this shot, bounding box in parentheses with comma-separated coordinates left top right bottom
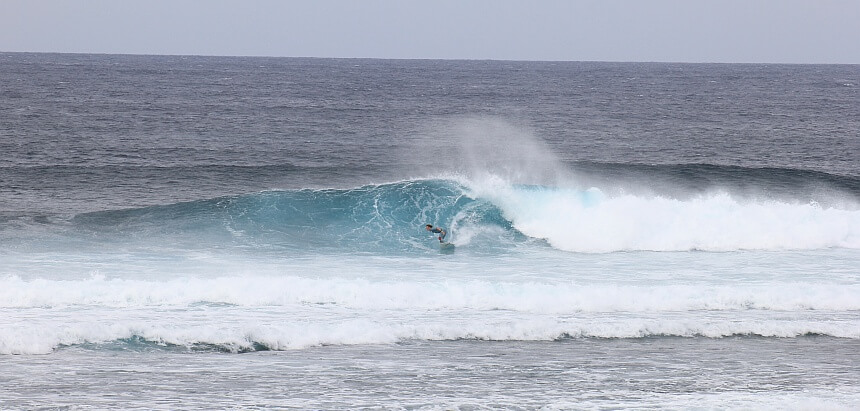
(2, 276, 859, 312)
(3, 316, 858, 355)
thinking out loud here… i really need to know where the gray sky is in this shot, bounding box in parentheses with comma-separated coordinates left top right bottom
(2, 0, 859, 63)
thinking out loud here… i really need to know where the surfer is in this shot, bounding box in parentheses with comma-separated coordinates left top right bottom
(425, 224, 447, 243)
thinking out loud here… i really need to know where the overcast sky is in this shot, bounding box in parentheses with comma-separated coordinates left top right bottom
(2, 0, 859, 63)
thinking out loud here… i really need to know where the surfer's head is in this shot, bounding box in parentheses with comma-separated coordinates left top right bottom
(425, 224, 433, 230)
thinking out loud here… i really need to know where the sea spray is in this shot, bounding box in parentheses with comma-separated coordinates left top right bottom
(407, 116, 570, 186)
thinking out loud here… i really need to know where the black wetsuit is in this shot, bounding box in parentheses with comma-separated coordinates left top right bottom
(430, 227, 446, 241)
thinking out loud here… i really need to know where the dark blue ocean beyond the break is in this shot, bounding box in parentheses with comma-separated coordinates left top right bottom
(1, 53, 857, 214)
(0, 53, 859, 409)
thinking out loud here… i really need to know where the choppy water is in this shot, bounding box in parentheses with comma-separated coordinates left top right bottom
(1, 53, 858, 409)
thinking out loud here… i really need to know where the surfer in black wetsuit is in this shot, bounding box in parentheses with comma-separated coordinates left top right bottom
(425, 224, 447, 243)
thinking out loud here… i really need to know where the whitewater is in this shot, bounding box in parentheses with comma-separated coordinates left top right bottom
(1, 54, 858, 409)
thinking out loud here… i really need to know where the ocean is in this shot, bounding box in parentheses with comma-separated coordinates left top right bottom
(1, 53, 858, 409)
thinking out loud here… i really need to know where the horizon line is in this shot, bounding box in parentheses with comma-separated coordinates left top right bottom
(2, 50, 858, 66)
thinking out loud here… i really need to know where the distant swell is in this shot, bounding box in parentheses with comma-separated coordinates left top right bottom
(569, 162, 860, 199)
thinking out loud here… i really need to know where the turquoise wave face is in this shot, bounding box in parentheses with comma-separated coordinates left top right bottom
(67, 179, 520, 254)
(12, 174, 860, 255)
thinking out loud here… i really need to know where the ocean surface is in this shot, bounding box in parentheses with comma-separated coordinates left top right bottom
(1, 53, 858, 409)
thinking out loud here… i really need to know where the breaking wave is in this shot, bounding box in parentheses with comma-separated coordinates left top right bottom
(42, 166, 860, 253)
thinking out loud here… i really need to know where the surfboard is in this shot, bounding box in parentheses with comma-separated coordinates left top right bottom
(439, 242, 455, 253)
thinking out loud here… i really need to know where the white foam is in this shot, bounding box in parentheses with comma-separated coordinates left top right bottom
(2, 314, 858, 355)
(2, 275, 859, 312)
(2, 274, 859, 354)
(466, 178, 860, 252)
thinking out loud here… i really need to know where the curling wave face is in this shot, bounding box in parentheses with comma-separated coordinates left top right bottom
(23, 173, 857, 254)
